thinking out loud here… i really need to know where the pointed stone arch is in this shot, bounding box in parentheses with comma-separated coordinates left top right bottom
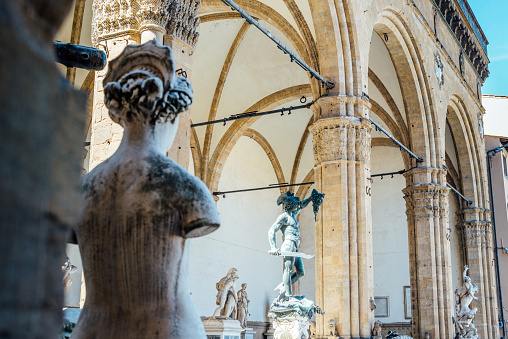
(372, 9, 439, 168)
(243, 129, 286, 193)
(207, 84, 312, 193)
(448, 94, 487, 206)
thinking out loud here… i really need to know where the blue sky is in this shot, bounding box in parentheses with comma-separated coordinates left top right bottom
(468, 0, 508, 96)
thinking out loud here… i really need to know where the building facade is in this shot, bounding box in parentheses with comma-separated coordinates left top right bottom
(56, 0, 497, 338)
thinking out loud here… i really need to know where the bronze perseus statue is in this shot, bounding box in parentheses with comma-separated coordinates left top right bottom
(268, 189, 324, 297)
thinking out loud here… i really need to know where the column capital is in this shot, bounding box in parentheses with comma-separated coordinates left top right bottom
(309, 116, 371, 164)
(92, 0, 188, 45)
(403, 183, 449, 218)
(92, 0, 141, 45)
(138, 0, 171, 30)
(165, 0, 200, 48)
(456, 221, 492, 249)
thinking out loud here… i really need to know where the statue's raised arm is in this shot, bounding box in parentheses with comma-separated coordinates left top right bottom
(463, 265, 469, 280)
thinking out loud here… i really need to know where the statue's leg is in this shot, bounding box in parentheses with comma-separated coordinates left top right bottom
(224, 295, 235, 318)
(290, 257, 305, 284)
(212, 306, 222, 317)
(283, 256, 295, 296)
(212, 293, 228, 317)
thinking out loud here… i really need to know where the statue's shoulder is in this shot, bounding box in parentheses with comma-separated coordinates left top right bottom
(144, 153, 220, 238)
(276, 213, 291, 224)
(80, 157, 114, 197)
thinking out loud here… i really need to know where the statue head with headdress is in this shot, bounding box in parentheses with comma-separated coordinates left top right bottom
(277, 191, 301, 213)
(103, 39, 193, 128)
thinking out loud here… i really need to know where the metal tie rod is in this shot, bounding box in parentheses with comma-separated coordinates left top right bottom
(369, 118, 424, 163)
(191, 104, 309, 127)
(213, 182, 314, 197)
(371, 169, 406, 178)
(447, 183, 472, 206)
(220, 0, 334, 89)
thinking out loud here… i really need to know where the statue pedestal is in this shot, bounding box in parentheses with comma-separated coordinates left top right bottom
(272, 315, 310, 339)
(203, 318, 244, 339)
(268, 294, 322, 339)
(241, 327, 256, 339)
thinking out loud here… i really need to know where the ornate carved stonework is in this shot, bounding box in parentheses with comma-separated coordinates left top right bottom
(138, 0, 171, 31)
(309, 116, 371, 164)
(456, 207, 492, 249)
(165, 0, 200, 47)
(92, 0, 200, 47)
(355, 121, 372, 163)
(103, 40, 193, 125)
(403, 184, 449, 218)
(92, 0, 141, 45)
(434, 0, 490, 82)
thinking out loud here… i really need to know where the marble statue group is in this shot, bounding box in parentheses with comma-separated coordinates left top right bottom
(454, 266, 479, 339)
(207, 268, 251, 326)
(212, 268, 239, 319)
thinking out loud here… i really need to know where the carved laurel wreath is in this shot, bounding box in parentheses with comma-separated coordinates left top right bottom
(104, 70, 193, 126)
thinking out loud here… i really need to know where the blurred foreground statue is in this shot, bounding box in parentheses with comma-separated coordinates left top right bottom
(72, 40, 220, 338)
(0, 0, 86, 337)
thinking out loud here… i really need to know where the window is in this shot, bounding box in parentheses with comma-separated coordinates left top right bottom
(374, 296, 390, 317)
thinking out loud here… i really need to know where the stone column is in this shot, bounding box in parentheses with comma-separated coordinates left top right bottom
(89, 0, 143, 170)
(309, 95, 374, 339)
(456, 207, 498, 339)
(163, 0, 200, 169)
(402, 167, 454, 339)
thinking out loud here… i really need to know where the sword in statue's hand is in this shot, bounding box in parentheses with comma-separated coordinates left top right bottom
(268, 248, 314, 259)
